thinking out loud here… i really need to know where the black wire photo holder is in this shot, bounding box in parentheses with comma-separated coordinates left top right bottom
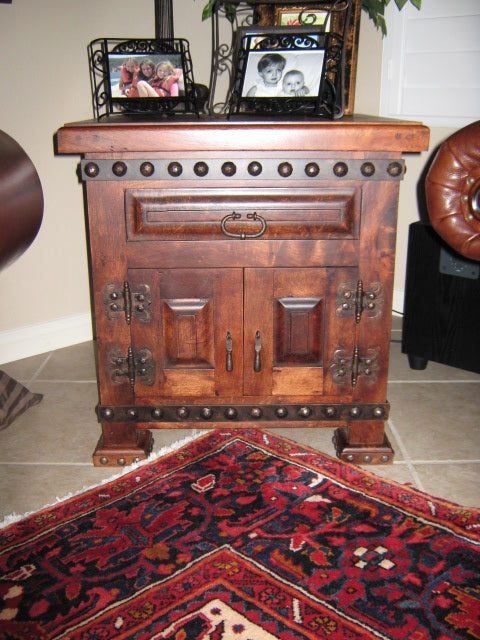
(209, 0, 351, 118)
(88, 38, 199, 119)
(228, 27, 336, 118)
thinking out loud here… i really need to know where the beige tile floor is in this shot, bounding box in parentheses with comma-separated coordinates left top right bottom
(1, 318, 479, 522)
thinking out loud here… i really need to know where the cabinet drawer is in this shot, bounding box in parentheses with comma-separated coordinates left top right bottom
(125, 187, 360, 241)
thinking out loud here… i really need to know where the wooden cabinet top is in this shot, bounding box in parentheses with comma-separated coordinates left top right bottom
(56, 116, 429, 155)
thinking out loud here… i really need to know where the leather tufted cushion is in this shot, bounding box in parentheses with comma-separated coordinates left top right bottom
(425, 120, 480, 261)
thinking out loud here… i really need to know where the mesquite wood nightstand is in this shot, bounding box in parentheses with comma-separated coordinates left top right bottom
(56, 117, 429, 466)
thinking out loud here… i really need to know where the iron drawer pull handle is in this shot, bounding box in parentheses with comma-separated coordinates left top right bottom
(254, 330, 262, 372)
(226, 331, 233, 372)
(220, 212, 267, 239)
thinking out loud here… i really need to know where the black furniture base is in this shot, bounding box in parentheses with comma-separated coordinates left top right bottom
(402, 222, 480, 374)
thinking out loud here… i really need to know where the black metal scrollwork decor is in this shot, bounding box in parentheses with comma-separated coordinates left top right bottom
(208, 0, 351, 118)
(88, 38, 199, 119)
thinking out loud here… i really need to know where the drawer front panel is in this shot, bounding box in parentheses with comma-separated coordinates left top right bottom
(125, 188, 360, 241)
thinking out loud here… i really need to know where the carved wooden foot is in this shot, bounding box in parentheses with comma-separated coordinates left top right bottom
(333, 427, 394, 465)
(93, 424, 153, 467)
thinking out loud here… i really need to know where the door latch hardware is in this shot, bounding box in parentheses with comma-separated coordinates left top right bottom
(254, 330, 262, 372)
(226, 331, 233, 372)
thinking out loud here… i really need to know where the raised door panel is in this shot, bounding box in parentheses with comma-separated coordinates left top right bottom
(129, 268, 243, 400)
(244, 267, 357, 397)
(272, 269, 327, 396)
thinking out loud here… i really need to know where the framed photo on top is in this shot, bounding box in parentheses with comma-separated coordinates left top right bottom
(256, 0, 361, 115)
(275, 6, 331, 29)
(228, 27, 333, 117)
(88, 38, 198, 119)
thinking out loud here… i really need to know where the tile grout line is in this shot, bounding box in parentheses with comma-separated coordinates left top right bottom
(27, 352, 53, 387)
(387, 417, 427, 493)
(0, 462, 99, 467)
(408, 459, 480, 465)
(34, 379, 97, 384)
(389, 379, 480, 384)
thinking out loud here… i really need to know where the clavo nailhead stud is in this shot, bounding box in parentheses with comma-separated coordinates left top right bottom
(84, 162, 99, 178)
(117, 457, 126, 466)
(298, 406, 312, 418)
(112, 161, 127, 177)
(168, 161, 183, 177)
(140, 161, 154, 177)
(387, 161, 403, 177)
(333, 162, 348, 177)
(194, 161, 209, 177)
(248, 161, 262, 176)
(221, 161, 236, 176)
(305, 162, 320, 177)
(278, 162, 293, 177)
(100, 457, 108, 465)
(361, 162, 375, 177)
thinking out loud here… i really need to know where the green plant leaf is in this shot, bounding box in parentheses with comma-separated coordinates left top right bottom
(199, 0, 216, 21)
(201, 0, 421, 35)
(361, 0, 388, 36)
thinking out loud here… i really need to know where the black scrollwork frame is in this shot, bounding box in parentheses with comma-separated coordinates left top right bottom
(209, 0, 351, 118)
(228, 27, 335, 117)
(88, 38, 198, 119)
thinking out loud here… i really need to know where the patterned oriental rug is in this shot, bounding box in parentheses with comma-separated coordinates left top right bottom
(1, 430, 479, 639)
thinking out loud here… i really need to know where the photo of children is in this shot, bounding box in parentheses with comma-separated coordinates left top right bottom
(281, 69, 309, 97)
(242, 49, 324, 99)
(108, 53, 184, 99)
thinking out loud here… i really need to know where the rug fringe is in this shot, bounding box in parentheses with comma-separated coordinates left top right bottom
(0, 429, 209, 530)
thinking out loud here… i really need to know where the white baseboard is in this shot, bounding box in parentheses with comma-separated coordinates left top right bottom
(392, 289, 405, 317)
(0, 313, 93, 365)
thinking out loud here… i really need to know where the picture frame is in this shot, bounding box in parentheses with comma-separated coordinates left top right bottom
(88, 38, 198, 119)
(255, 0, 361, 115)
(228, 26, 339, 118)
(275, 6, 330, 29)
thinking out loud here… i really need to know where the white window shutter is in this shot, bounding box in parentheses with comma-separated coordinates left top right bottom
(380, 0, 480, 127)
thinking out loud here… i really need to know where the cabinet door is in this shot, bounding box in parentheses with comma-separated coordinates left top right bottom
(244, 268, 357, 397)
(129, 268, 243, 400)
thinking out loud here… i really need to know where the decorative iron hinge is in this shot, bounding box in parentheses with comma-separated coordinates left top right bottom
(329, 347, 380, 387)
(103, 281, 151, 324)
(336, 280, 384, 323)
(108, 346, 155, 388)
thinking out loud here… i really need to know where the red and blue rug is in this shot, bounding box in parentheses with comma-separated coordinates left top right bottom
(1, 429, 479, 639)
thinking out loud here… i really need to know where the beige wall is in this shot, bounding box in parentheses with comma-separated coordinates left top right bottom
(0, 1, 449, 362)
